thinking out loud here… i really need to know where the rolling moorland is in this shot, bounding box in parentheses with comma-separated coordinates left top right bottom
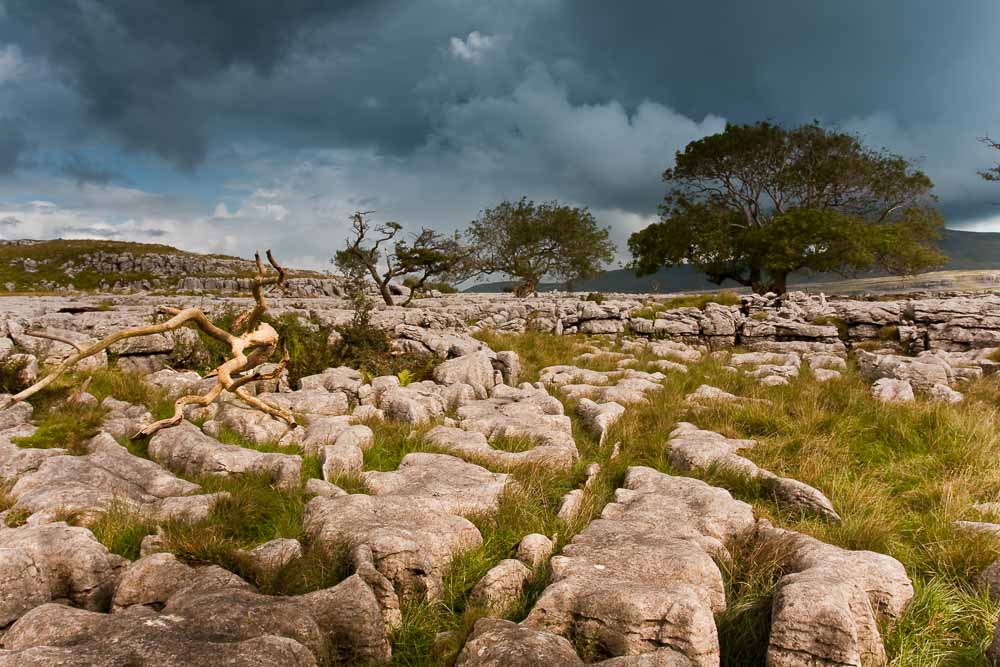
(4, 227, 1000, 296)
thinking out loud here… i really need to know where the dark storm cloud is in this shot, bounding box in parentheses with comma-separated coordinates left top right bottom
(0, 0, 999, 242)
(60, 152, 121, 186)
(0, 117, 28, 173)
(0, 0, 394, 166)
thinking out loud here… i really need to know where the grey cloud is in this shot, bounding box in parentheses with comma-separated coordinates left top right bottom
(0, 117, 27, 173)
(60, 153, 121, 186)
(0, 215, 20, 227)
(1, 0, 999, 244)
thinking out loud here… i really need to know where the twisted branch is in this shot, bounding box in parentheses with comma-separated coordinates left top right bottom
(1, 250, 297, 440)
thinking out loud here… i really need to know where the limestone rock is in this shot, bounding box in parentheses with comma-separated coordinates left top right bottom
(0, 570, 392, 665)
(576, 398, 626, 444)
(667, 423, 840, 521)
(305, 478, 347, 497)
(433, 351, 497, 398)
(247, 538, 303, 578)
(112, 552, 195, 611)
(759, 523, 913, 667)
(304, 493, 482, 600)
(468, 558, 532, 614)
(363, 452, 510, 517)
(0, 523, 127, 626)
(870, 378, 915, 403)
(149, 421, 301, 490)
(516, 533, 555, 569)
(455, 618, 584, 666)
(523, 467, 755, 663)
(322, 442, 364, 478)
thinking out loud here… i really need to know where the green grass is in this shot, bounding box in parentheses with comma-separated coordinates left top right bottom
(631, 291, 742, 319)
(12, 392, 106, 454)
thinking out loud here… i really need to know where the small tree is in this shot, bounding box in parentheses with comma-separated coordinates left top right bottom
(980, 136, 1000, 182)
(467, 198, 616, 296)
(334, 211, 476, 306)
(629, 122, 946, 294)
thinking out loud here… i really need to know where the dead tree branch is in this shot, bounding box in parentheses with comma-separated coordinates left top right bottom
(1, 250, 297, 439)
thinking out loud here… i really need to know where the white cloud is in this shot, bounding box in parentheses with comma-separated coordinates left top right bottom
(448, 31, 501, 64)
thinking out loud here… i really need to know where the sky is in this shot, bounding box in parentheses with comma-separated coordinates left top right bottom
(0, 0, 999, 270)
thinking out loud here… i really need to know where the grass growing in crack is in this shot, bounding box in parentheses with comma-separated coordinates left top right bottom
(716, 533, 795, 666)
(13, 389, 106, 454)
(473, 330, 587, 382)
(88, 499, 158, 559)
(3, 506, 30, 527)
(85, 472, 352, 596)
(360, 419, 440, 472)
(388, 460, 586, 666)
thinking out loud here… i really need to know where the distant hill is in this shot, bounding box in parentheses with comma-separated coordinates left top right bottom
(465, 228, 1000, 294)
(0, 239, 323, 292)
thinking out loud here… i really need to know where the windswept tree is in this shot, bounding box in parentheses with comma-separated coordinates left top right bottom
(629, 122, 946, 294)
(980, 136, 1000, 182)
(467, 198, 616, 296)
(334, 211, 477, 306)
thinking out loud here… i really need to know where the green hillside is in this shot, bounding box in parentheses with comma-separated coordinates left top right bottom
(467, 228, 1000, 293)
(0, 239, 322, 292)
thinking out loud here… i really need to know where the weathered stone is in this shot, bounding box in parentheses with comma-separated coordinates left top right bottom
(760, 523, 913, 667)
(322, 442, 364, 478)
(247, 538, 303, 577)
(363, 452, 511, 516)
(468, 558, 532, 614)
(433, 351, 497, 398)
(556, 489, 584, 523)
(0, 570, 392, 665)
(576, 398, 626, 445)
(870, 378, 915, 403)
(523, 467, 755, 664)
(0, 523, 127, 625)
(306, 477, 347, 497)
(928, 383, 964, 403)
(112, 552, 195, 611)
(667, 423, 840, 521)
(149, 421, 301, 490)
(516, 533, 555, 569)
(305, 493, 482, 600)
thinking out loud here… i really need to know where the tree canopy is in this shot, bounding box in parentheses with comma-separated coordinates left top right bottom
(467, 198, 617, 296)
(629, 121, 946, 294)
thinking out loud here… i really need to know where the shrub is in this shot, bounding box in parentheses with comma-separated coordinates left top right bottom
(268, 313, 336, 388)
(584, 292, 606, 304)
(659, 291, 741, 310)
(330, 282, 438, 379)
(0, 355, 30, 394)
(878, 325, 900, 341)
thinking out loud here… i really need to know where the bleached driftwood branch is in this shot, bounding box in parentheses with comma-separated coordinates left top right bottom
(1, 250, 296, 439)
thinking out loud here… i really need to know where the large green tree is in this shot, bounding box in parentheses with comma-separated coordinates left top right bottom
(468, 198, 616, 296)
(629, 122, 946, 294)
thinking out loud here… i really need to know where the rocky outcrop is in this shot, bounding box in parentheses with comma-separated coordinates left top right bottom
(0, 565, 393, 665)
(148, 421, 302, 490)
(759, 522, 913, 666)
(667, 423, 840, 520)
(0, 523, 127, 627)
(521, 467, 755, 664)
(304, 493, 482, 601)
